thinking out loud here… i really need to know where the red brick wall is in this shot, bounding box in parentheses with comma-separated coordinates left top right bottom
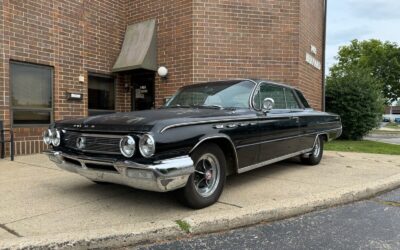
(126, 0, 193, 107)
(299, 0, 325, 110)
(0, 0, 129, 156)
(192, 0, 300, 86)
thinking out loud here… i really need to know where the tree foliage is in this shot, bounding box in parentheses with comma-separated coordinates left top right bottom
(329, 39, 400, 103)
(326, 67, 384, 140)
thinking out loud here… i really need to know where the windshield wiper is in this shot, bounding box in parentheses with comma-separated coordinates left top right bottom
(163, 104, 192, 109)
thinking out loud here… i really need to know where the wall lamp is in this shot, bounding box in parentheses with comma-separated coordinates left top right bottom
(157, 66, 168, 78)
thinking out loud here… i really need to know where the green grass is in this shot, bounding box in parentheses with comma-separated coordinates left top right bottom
(325, 140, 400, 155)
(370, 129, 400, 135)
(176, 220, 191, 233)
(385, 123, 400, 129)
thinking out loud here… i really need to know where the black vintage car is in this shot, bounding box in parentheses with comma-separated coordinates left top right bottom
(44, 79, 342, 208)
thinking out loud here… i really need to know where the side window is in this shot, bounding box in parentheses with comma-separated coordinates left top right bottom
(254, 84, 286, 110)
(285, 89, 300, 109)
(294, 89, 311, 108)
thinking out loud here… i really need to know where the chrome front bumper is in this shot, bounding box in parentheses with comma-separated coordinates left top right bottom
(44, 150, 194, 192)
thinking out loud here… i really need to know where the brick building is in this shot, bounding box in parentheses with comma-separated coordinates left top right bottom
(0, 0, 327, 156)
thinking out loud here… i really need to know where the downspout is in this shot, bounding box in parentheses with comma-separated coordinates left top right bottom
(322, 0, 328, 111)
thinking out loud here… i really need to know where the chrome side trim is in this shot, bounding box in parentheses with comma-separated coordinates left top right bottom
(189, 135, 239, 171)
(160, 117, 258, 133)
(238, 148, 313, 174)
(236, 128, 341, 149)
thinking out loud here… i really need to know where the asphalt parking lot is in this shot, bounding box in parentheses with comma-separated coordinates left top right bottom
(1, 151, 400, 248)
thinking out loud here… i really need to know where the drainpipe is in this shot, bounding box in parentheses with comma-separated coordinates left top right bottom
(322, 0, 328, 111)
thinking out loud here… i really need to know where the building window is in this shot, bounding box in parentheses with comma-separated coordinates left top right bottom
(10, 61, 53, 125)
(88, 74, 115, 116)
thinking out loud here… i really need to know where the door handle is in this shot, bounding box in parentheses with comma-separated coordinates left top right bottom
(291, 116, 300, 122)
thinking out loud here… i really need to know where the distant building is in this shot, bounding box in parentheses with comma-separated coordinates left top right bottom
(385, 106, 400, 115)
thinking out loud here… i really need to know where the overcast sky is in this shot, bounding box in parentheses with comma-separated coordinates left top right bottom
(326, 0, 400, 73)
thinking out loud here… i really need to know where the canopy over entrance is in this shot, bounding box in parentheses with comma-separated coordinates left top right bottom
(112, 19, 157, 72)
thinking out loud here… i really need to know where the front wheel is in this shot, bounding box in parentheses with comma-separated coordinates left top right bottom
(301, 136, 324, 165)
(179, 143, 226, 209)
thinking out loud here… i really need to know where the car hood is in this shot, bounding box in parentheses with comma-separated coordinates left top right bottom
(56, 108, 255, 133)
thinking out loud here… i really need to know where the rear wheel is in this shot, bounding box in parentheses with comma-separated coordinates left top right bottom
(180, 143, 226, 209)
(301, 136, 324, 165)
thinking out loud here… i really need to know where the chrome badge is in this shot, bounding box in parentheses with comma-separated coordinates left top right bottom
(76, 137, 86, 149)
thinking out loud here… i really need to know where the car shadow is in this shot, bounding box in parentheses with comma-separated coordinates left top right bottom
(51, 157, 310, 209)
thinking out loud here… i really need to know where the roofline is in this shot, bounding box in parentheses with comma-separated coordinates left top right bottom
(185, 78, 297, 90)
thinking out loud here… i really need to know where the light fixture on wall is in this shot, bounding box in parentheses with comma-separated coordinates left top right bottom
(157, 66, 168, 78)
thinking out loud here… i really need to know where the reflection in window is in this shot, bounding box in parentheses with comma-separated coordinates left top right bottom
(88, 74, 115, 116)
(166, 81, 254, 109)
(254, 84, 286, 109)
(11, 61, 53, 125)
(285, 89, 300, 109)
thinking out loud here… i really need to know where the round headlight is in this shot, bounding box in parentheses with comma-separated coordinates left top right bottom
(139, 134, 155, 158)
(51, 129, 61, 147)
(43, 129, 53, 145)
(120, 136, 136, 158)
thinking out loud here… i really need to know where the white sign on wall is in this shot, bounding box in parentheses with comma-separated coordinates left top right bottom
(305, 49, 321, 71)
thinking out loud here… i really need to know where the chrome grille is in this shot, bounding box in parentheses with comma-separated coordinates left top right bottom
(62, 131, 121, 154)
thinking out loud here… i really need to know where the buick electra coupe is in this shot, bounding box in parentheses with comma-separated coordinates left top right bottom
(44, 79, 342, 208)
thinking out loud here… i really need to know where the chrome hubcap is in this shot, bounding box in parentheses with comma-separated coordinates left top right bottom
(194, 153, 220, 197)
(313, 138, 321, 157)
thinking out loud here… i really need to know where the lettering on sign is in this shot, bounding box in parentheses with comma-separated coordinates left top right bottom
(311, 45, 318, 55)
(305, 53, 321, 70)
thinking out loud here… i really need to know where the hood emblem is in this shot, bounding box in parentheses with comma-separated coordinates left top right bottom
(76, 137, 86, 149)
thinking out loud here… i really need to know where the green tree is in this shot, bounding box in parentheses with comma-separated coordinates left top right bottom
(326, 67, 384, 140)
(330, 39, 400, 103)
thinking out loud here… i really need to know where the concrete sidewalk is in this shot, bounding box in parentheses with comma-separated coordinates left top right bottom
(1, 151, 400, 249)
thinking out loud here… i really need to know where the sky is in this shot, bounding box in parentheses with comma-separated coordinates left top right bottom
(326, 0, 400, 73)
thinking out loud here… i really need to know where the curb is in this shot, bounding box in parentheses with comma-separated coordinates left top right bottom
(2, 174, 400, 249)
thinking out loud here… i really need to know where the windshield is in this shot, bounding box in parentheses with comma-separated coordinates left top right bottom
(165, 80, 255, 109)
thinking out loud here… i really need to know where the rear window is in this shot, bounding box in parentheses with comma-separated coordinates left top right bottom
(295, 89, 311, 108)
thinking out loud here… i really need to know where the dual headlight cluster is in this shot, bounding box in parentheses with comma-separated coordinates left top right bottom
(43, 129, 61, 146)
(120, 134, 155, 158)
(43, 128, 155, 158)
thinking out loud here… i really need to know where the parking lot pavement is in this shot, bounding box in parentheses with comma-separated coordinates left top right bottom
(1, 151, 400, 247)
(140, 188, 400, 250)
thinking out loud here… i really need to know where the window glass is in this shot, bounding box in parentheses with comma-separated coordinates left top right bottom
(88, 74, 115, 113)
(11, 62, 53, 125)
(285, 89, 300, 109)
(11, 63, 52, 108)
(13, 110, 51, 125)
(166, 81, 254, 109)
(254, 84, 286, 109)
(295, 89, 311, 108)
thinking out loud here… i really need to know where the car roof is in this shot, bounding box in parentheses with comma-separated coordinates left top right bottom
(181, 79, 297, 90)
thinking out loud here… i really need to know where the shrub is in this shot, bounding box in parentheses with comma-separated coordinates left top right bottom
(326, 67, 384, 140)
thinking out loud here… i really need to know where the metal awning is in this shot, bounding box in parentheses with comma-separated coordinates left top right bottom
(112, 19, 157, 72)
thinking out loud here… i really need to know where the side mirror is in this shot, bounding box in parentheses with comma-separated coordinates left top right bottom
(262, 98, 274, 114)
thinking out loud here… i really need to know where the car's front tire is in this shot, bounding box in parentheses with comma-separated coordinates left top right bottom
(180, 143, 226, 209)
(301, 136, 324, 165)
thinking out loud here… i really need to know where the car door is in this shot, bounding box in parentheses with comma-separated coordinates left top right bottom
(253, 83, 301, 163)
(293, 89, 320, 150)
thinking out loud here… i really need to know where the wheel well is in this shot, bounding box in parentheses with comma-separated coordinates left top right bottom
(320, 134, 328, 142)
(190, 138, 238, 176)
